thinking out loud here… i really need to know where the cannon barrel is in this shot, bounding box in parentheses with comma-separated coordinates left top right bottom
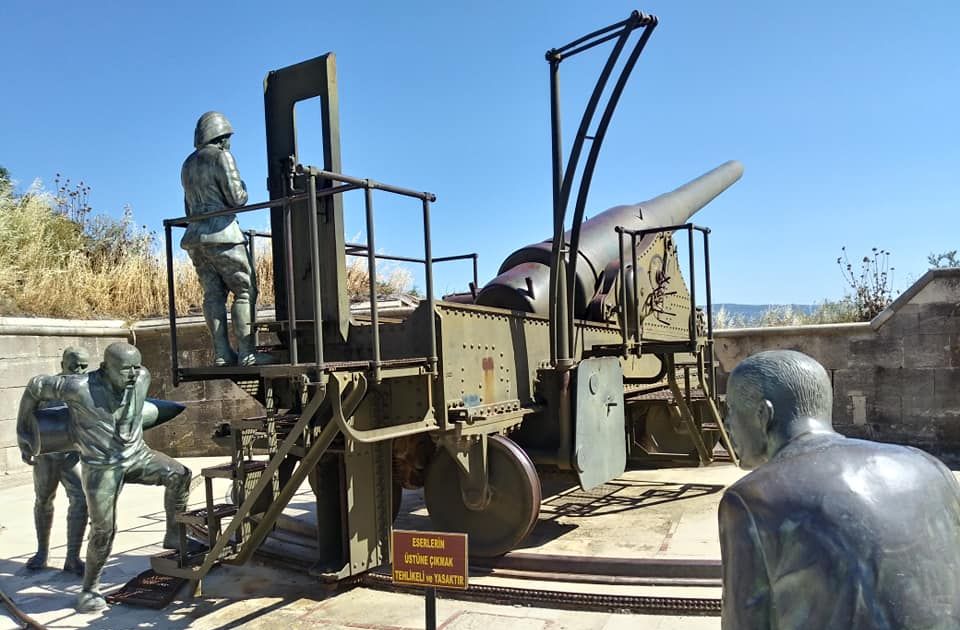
(24, 398, 187, 456)
(475, 160, 743, 316)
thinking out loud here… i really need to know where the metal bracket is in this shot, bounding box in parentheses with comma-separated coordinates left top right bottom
(664, 355, 712, 465)
(330, 372, 437, 443)
(439, 433, 490, 511)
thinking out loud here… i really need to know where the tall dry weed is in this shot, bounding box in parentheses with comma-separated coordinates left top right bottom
(0, 185, 412, 320)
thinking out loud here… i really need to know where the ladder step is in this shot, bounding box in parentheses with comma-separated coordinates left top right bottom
(150, 549, 212, 579)
(201, 460, 268, 479)
(231, 414, 300, 431)
(175, 504, 238, 525)
(701, 422, 721, 431)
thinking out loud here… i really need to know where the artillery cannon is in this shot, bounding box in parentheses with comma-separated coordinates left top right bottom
(152, 10, 741, 587)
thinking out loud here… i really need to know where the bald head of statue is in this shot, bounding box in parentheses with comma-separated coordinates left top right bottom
(61, 346, 90, 375)
(724, 350, 835, 470)
(101, 342, 143, 393)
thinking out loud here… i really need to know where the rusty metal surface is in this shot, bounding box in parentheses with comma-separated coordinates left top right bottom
(104, 569, 187, 609)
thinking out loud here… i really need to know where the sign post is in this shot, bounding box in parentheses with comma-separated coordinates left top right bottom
(392, 530, 469, 630)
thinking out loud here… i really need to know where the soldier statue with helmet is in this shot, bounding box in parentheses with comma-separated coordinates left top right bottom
(181, 111, 256, 366)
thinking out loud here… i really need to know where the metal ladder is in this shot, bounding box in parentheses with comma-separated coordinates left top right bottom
(150, 379, 340, 589)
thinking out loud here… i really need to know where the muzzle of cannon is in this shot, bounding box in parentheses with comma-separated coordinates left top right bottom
(475, 160, 744, 316)
(22, 399, 187, 456)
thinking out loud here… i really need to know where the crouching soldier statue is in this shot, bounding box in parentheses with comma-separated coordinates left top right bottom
(16, 342, 193, 613)
(181, 111, 256, 366)
(20, 347, 90, 575)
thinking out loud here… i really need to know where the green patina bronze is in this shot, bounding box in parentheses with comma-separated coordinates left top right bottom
(22, 347, 90, 577)
(181, 111, 256, 367)
(721, 350, 960, 629)
(17, 343, 192, 613)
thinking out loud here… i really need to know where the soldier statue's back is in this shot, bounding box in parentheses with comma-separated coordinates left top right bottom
(720, 350, 960, 629)
(181, 111, 255, 366)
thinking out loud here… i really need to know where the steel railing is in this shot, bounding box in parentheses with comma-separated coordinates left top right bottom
(163, 164, 476, 385)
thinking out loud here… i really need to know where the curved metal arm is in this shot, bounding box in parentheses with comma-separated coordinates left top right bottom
(565, 21, 658, 351)
(546, 11, 658, 365)
(330, 372, 438, 443)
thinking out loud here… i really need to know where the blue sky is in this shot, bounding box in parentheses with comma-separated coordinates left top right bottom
(2, 1, 958, 304)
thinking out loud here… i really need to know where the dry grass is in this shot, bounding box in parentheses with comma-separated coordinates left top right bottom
(713, 301, 862, 329)
(0, 186, 411, 320)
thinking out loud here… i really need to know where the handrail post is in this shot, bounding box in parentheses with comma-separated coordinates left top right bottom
(422, 197, 438, 376)
(702, 227, 716, 400)
(246, 229, 258, 335)
(617, 227, 628, 356)
(630, 231, 640, 349)
(283, 189, 299, 366)
(547, 52, 564, 367)
(307, 174, 325, 367)
(164, 223, 180, 386)
(687, 226, 696, 348)
(364, 184, 382, 383)
(472, 253, 479, 295)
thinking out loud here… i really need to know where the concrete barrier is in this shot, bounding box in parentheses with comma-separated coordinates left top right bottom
(715, 268, 960, 463)
(0, 316, 264, 475)
(3, 269, 959, 473)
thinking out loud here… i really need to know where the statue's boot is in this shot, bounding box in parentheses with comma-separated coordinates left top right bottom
(26, 506, 53, 570)
(75, 590, 107, 613)
(161, 468, 205, 554)
(80, 529, 113, 612)
(233, 294, 256, 366)
(63, 512, 87, 576)
(203, 298, 236, 366)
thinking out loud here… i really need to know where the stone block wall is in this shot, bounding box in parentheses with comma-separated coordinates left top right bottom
(714, 269, 960, 463)
(0, 316, 264, 475)
(5, 269, 960, 473)
(0, 318, 129, 474)
(133, 318, 264, 459)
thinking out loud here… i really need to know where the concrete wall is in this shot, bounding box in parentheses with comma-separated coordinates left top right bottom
(0, 316, 263, 476)
(0, 318, 129, 475)
(132, 317, 264, 461)
(714, 268, 960, 463)
(5, 269, 960, 473)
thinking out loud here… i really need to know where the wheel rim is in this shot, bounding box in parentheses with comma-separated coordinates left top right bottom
(424, 435, 541, 557)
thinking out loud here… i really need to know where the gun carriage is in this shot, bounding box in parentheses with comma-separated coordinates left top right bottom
(152, 11, 742, 586)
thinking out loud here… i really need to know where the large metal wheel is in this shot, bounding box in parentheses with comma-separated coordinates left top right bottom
(424, 435, 541, 558)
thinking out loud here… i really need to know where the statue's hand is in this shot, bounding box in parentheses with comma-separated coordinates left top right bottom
(20, 449, 35, 466)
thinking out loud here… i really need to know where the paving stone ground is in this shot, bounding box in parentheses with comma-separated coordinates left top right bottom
(1, 457, 747, 630)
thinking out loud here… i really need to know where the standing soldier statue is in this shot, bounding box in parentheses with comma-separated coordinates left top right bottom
(181, 111, 256, 366)
(20, 347, 90, 576)
(16, 343, 193, 612)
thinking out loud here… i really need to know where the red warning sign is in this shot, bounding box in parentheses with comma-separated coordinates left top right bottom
(391, 529, 469, 590)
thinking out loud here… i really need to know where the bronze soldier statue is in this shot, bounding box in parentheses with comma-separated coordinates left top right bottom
(16, 343, 193, 612)
(720, 350, 960, 629)
(181, 111, 255, 366)
(20, 347, 90, 576)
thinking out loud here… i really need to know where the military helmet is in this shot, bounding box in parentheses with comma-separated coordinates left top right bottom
(194, 111, 234, 149)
